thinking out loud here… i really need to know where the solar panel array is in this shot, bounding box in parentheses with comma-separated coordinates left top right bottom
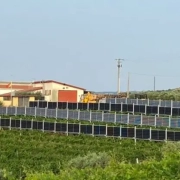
(0, 118, 180, 141)
(105, 98, 180, 107)
(29, 101, 180, 116)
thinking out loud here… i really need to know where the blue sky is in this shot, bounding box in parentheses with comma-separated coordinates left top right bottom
(0, 0, 180, 91)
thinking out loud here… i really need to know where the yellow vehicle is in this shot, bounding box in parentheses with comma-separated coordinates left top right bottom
(80, 92, 98, 103)
(80, 91, 127, 103)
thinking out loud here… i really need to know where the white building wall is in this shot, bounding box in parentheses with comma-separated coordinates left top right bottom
(0, 81, 84, 102)
(0, 89, 24, 95)
(52, 83, 84, 102)
(33, 82, 84, 102)
(33, 82, 52, 101)
(33, 82, 53, 89)
(0, 89, 12, 95)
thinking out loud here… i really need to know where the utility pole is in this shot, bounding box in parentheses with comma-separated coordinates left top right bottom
(10, 75, 13, 106)
(154, 76, 156, 91)
(116, 58, 124, 94)
(127, 72, 130, 98)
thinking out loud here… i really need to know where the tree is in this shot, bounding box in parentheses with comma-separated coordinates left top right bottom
(0, 101, 3, 107)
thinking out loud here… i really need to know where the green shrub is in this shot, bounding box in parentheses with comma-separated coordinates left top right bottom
(66, 152, 110, 169)
(25, 172, 60, 180)
(161, 141, 180, 157)
(59, 154, 180, 179)
(0, 169, 13, 180)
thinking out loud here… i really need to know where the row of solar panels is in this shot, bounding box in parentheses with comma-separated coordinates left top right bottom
(105, 98, 180, 107)
(0, 118, 180, 141)
(29, 101, 180, 116)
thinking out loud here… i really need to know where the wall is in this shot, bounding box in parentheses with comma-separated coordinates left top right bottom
(0, 89, 12, 95)
(51, 89, 58, 101)
(44, 95, 51, 101)
(33, 82, 53, 90)
(0, 81, 84, 102)
(0, 97, 11, 106)
(13, 97, 18, 106)
(29, 97, 35, 102)
(2, 101, 11, 106)
(0, 89, 22, 95)
(33, 82, 52, 101)
(34, 82, 84, 102)
(17, 96, 35, 107)
(0, 96, 36, 107)
(52, 83, 84, 102)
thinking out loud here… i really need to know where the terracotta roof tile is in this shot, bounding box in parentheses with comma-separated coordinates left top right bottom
(0, 84, 32, 89)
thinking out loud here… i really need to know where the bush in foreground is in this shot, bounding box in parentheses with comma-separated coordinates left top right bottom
(25, 153, 180, 179)
(24, 142, 180, 179)
(66, 152, 110, 169)
(1, 130, 180, 179)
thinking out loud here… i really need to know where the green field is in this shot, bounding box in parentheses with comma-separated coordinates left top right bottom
(0, 129, 180, 179)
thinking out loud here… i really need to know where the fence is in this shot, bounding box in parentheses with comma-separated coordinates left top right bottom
(105, 98, 180, 107)
(0, 117, 180, 142)
(2, 106, 180, 129)
(29, 101, 180, 116)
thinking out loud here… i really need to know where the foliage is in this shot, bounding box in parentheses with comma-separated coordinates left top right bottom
(25, 172, 60, 180)
(0, 169, 13, 180)
(1, 130, 180, 179)
(57, 153, 180, 179)
(66, 152, 110, 169)
(24, 142, 180, 179)
(24, 143, 180, 179)
(161, 141, 180, 156)
(15, 92, 42, 96)
(0, 130, 163, 179)
(130, 89, 180, 101)
(15, 92, 44, 100)
(0, 101, 3, 107)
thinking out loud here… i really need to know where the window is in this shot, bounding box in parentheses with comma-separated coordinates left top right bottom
(3, 97, 11, 101)
(45, 90, 51, 95)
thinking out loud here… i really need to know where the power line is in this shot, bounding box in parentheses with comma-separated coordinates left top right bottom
(129, 72, 179, 78)
(124, 59, 173, 64)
